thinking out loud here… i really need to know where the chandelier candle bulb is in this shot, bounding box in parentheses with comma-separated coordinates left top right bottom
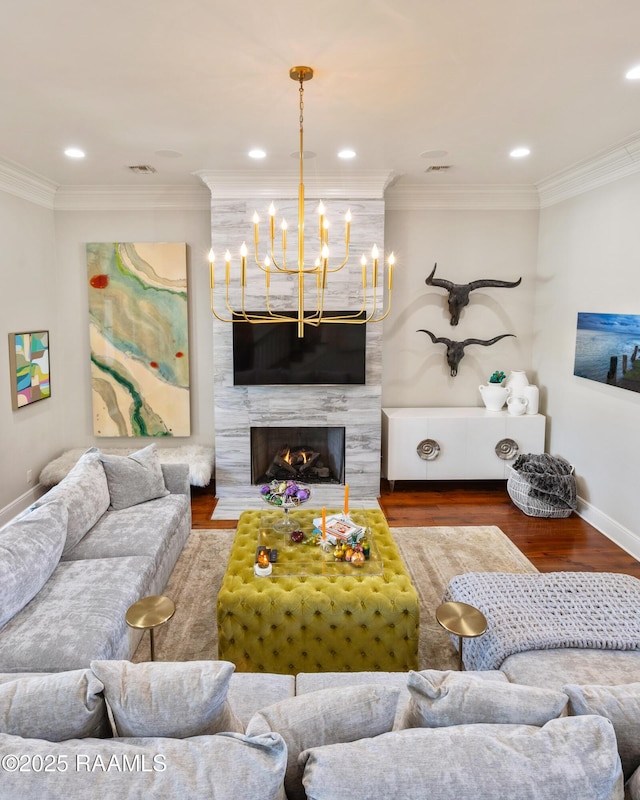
(252, 212, 260, 245)
(240, 243, 248, 287)
(281, 218, 287, 252)
(345, 209, 351, 243)
(224, 250, 231, 285)
(269, 203, 276, 239)
(208, 250, 215, 288)
(388, 252, 395, 290)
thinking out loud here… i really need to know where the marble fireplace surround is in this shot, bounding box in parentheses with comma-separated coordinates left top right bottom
(200, 172, 390, 505)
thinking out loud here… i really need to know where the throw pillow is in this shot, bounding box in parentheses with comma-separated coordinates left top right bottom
(99, 444, 169, 510)
(397, 669, 568, 729)
(564, 682, 640, 780)
(627, 765, 640, 800)
(0, 669, 109, 740)
(300, 717, 622, 800)
(0, 498, 67, 628)
(90, 660, 243, 737)
(0, 730, 287, 800)
(246, 684, 400, 800)
(33, 447, 110, 555)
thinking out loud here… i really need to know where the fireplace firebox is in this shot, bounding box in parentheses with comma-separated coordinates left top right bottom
(251, 426, 345, 485)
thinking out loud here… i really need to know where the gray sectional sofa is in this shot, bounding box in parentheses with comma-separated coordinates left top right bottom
(0, 661, 638, 799)
(0, 445, 191, 673)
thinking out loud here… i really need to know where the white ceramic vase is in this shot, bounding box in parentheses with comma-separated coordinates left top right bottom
(479, 383, 510, 411)
(504, 370, 529, 399)
(522, 384, 539, 415)
(507, 395, 528, 416)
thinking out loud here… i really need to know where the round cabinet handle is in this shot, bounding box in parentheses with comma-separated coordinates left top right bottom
(495, 438, 519, 460)
(417, 439, 440, 460)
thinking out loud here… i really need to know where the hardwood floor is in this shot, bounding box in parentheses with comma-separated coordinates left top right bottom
(191, 480, 640, 578)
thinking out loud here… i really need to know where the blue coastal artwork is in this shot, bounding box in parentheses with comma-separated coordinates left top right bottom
(86, 242, 191, 436)
(574, 312, 640, 393)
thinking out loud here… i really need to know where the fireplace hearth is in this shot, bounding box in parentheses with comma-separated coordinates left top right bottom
(251, 427, 345, 485)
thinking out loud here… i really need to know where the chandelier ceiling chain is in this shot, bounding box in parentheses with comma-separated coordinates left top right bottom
(209, 65, 395, 338)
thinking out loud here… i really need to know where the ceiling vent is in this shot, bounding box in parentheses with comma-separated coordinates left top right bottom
(425, 164, 452, 172)
(128, 164, 157, 174)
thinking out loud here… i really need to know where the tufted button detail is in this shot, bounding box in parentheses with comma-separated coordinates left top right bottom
(217, 508, 419, 674)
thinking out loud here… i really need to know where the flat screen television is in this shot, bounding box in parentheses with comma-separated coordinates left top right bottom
(232, 311, 366, 385)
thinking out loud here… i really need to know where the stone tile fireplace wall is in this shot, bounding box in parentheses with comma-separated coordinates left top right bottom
(205, 183, 386, 503)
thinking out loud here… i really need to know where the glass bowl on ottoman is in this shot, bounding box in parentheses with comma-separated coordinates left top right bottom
(260, 479, 311, 533)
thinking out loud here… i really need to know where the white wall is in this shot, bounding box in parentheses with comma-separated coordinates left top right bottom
(382, 209, 540, 408)
(0, 200, 213, 521)
(0, 191, 61, 514)
(535, 171, 640, 559)
(53, 208, 214, 451)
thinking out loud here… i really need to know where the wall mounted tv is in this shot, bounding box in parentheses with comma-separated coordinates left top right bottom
(232, 311, 366, 386)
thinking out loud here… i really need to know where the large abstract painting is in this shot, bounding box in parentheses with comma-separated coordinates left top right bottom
(574, 312, 640, 393)
(87, 242, 190, 436)
(8, 330, 51, 410)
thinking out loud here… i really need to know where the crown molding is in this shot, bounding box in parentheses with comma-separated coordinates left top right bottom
(6, 131, 640, 213)
(384, 184, 539, 211)
(0, 158, 58, 208)
(53, 185, 210, 211)
(537, 132, 640, 208)
(195, 170, 395, 200)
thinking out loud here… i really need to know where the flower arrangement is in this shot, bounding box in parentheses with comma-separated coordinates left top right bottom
(489, 370, 505, 384)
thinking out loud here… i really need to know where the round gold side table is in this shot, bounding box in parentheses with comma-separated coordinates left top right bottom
(125, 595, 176, 661)
(436, 601, 487, 671)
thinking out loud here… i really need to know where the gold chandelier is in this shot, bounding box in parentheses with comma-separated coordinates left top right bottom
(208, 65, 395, 338)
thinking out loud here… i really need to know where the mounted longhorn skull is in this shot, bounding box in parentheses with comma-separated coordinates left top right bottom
(417, 330, 516, 376)
(425, 263, 522, 325)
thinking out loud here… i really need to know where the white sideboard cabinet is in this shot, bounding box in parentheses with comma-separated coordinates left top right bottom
(381, 407, 545, 488)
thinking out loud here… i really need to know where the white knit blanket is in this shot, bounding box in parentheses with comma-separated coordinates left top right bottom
(443, 571, 640, 671)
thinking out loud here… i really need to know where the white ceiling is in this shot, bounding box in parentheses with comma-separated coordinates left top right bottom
(1, 0, 640, 192)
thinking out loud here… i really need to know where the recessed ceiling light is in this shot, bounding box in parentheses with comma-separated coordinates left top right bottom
(338, 149, 356, 159)
(248, 149, 266, 159)
(64, 147, 85, 159)
(626, 65, 640, 80)
(420, 149, 448, 159)
(510, 147, 531, 158)
(155, 149, 183, 159)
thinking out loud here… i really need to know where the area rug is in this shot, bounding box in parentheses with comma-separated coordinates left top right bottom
(132, 525, 538, 669)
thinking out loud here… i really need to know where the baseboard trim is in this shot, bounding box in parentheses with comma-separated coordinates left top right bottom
(0, 485, 43, 528)
(577, 495, 640, 563)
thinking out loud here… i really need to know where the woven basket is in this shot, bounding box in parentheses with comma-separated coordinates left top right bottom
(507, 464, 575, 518)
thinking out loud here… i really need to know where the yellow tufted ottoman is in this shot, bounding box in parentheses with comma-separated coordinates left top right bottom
(216, 509, 419, 674)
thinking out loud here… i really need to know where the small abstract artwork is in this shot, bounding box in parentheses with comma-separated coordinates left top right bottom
(574, 312, 640, 393)
(86, 242, 191, 436)
(8, 331, 51, 410)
